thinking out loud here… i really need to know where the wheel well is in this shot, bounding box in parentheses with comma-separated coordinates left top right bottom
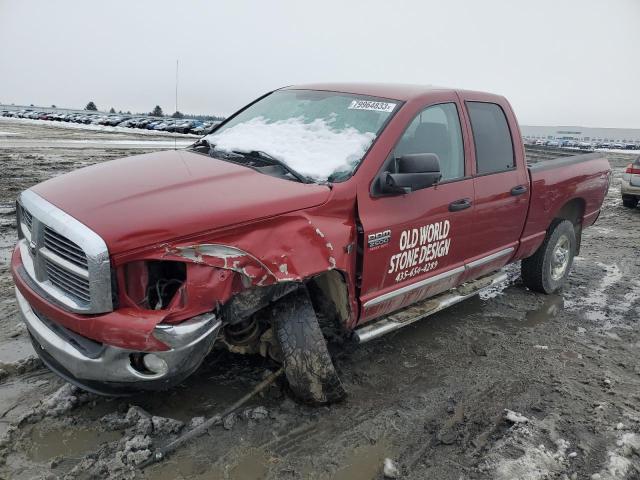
(553, 198, 585, 253)
(306, 270, 350, 330)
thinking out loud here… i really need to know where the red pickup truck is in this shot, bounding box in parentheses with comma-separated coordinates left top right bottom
(12, 84, 610, 403)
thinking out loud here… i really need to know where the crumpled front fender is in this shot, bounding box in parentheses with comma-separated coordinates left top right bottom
(159, 213, 345, 286)
(114, 209, 357, 328)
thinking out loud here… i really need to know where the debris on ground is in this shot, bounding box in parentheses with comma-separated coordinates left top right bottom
(504, 409, 530, 424)
(384, 457, 400, 478)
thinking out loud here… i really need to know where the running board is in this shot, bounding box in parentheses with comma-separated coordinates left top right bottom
(354, 270, 509, 343)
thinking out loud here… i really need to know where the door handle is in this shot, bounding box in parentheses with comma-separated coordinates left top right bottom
(511, 185, 528, 196)
(449, 198, 472, 212)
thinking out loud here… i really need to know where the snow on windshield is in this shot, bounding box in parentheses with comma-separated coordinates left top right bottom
(204, 116, 376, 181)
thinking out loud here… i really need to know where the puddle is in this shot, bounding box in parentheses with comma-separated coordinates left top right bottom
(332, 440, 391, 480)
(146, 453, 225, 480)
(228, 449, 270, 480)
(523, 295, 564, 327)
(28, 426, 121, 462)
(146, 448, 266, 480)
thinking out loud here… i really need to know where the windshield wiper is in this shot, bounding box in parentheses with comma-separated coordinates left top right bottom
(191, 143, 314, 184)
(232, 150, 312, 184)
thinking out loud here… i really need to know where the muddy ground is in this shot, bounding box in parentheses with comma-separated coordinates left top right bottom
(1, 118, 639, 479)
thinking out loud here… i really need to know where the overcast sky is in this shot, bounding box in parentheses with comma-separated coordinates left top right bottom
(1, 0, 638, 127)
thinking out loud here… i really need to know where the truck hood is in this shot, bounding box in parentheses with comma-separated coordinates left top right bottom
(31, 150, 331, 255)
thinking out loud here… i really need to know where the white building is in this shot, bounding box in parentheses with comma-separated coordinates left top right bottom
(520, 125, 640, 145)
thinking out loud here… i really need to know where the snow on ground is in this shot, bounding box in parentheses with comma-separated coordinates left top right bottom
(564, 262, 624, 324)
(596, 148, 640, 155)
(479, 262, 520, 300)
(504, 409, 530, 423)
(592, 430, 640, 479)
(205, 116, 376, 180)
(483, 415, 572, 480)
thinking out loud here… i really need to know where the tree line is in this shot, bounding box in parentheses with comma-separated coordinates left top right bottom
(84, 101, 224, 121)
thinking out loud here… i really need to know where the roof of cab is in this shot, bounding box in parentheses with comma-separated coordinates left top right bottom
(283, 82, 502, 103)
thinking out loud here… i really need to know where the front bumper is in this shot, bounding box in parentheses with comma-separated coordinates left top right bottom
(16, 287, 221, 395)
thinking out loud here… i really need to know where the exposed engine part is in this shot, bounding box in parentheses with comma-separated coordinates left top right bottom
(125, 260, 186, 310)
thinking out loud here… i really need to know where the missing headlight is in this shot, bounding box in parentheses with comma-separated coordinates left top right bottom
(125, 260, 186, 310)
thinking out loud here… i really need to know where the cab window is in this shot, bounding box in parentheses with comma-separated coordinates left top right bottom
(466, 102, 515, 174)
(395, 103, 465, 181)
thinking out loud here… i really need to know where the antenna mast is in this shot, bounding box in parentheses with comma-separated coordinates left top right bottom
(174, 59, 179, 150)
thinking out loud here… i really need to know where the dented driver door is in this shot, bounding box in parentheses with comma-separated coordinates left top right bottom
(357, 101, 475, 324)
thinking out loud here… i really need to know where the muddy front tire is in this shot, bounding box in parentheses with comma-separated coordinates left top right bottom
(521, 219, 576, 294)
(272, 288, 346, 405)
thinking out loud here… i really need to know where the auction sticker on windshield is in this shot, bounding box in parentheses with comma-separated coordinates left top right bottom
(348, 100, 397, 112)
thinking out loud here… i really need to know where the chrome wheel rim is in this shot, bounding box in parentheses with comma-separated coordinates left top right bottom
(551, 235, 571, 281)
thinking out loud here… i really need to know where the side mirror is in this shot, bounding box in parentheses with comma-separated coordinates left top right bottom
(381, 153, 442, 194)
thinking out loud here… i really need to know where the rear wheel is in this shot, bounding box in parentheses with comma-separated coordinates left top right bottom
(272, 288, 346, 405)
(521, 219, 576, 294)
(622, 195, 638, 208)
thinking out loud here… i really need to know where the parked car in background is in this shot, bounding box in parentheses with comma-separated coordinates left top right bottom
(621, 155, 640, 208)
(0, 106, 220, 137)
(190, 123, 210, 135)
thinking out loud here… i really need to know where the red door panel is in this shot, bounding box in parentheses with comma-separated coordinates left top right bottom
(465, 169, 529, 278)
(458, 96, 530, 280)
(358, 180, 474, 322)
(356, 99, 475, 324)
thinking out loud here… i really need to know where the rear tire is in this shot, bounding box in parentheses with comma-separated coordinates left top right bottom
(521, 219, 576, 294)
(272, 288, 346, 405)
(622, 196, 638, 208)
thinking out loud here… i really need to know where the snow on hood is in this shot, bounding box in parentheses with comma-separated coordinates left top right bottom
(204, 116, 376, 181)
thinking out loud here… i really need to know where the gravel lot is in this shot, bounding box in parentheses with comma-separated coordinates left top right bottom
(1, 118, 639, 479)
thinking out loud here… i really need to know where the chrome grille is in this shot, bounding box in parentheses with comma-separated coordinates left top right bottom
(44, 226, 89, 269)
(16, 189, 113, 314)
(45, 260, 91, 304)
(20, 204, 33, 232)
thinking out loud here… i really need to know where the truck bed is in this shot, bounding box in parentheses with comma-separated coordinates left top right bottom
(516, 147, 610, 261)
(525, 145, 593, 164)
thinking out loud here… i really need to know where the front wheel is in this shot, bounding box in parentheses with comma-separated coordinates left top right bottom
(271, 288, 346, 405)
(521, 219, 576, 294)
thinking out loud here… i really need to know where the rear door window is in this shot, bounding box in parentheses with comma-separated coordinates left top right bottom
(466, 102, 514, 175)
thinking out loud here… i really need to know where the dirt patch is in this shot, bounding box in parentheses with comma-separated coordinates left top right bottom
(1, 118, 640, 479)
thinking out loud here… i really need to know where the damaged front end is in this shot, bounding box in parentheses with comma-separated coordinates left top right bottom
(116, 252, 297, 369)
(12, 190, 354, 395)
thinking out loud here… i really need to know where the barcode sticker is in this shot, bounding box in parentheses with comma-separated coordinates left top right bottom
(348, 100, 396, 113)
